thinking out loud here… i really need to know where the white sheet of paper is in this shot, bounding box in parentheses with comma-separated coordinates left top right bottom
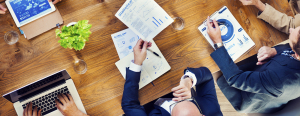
(115, 0, 174, 41)
(198, 6, 255, 61)
(115, 40, 171, 89)
(111, 28, 140, 59)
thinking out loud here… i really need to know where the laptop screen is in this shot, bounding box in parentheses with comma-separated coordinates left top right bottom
(3, 70, 70, 103)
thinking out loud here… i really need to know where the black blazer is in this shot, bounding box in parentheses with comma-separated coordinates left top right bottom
(121, 67, 223, 116)
(210, 43, 300, 113)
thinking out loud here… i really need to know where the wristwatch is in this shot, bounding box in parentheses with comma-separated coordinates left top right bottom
(214, 43, 224, 50)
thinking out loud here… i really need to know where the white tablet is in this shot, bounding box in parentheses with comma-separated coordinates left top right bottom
(6, 0, 56, 27)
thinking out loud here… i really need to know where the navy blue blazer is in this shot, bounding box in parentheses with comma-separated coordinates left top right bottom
(121, 67, 223, 116)
(210, 44, 300, 113)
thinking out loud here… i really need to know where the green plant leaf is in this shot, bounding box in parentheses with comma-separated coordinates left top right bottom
(55, 29, 61, 38)
(57, 20, 92, 51)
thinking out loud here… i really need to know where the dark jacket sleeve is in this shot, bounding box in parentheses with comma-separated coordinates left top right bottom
(121, 68, 147, 116)
(273, 43, 291, 54)
(186, 67, 213, 86)
(210, 47, 282, 97)
(189, 67, 223, 116)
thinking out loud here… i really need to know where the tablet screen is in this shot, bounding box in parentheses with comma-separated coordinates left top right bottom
(9, 0, 52, 25)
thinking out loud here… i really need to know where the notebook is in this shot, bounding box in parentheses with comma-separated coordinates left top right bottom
(198, 6, 255, 61)
(115, 40, 171, 89)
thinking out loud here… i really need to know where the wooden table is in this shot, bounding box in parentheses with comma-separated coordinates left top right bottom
(0, 0, 293, 115)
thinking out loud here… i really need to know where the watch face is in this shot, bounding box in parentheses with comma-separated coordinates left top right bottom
(214, 44, 218, 49)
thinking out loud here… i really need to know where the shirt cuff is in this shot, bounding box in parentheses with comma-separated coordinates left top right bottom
(181, 71, 197, 88)
(129, 62, 142, 72)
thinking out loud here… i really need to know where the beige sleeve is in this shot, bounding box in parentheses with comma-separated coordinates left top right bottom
(257, 3, 300, 34)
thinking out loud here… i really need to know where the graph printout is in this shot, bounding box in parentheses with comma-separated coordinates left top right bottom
(115, 0, 174, 41)
(9, 0, 53, 25)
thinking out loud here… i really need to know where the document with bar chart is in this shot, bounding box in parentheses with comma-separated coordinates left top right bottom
(115, 0, 174, 41)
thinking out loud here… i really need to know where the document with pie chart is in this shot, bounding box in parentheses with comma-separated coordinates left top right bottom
(198, 6, 255, 61)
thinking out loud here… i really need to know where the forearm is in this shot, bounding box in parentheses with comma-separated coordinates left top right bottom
(210, 47, 282, 96)
(255, 0, 266, 12)
(121, 68, 147, 115)
(257, 4, 295, 34)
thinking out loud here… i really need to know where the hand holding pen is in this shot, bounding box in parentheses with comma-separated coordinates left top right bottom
(133, 39, 152, 65)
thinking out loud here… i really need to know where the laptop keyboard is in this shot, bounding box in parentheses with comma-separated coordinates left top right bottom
(22, 86, 70, 115)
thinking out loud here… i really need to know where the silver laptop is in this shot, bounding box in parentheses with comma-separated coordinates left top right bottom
(2, 70, 86, 116)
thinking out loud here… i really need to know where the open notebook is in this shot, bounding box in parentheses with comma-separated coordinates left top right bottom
(115, 40, 171, 89)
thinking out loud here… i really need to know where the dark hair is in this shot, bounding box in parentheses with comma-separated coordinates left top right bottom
(294, 38, 300, 56)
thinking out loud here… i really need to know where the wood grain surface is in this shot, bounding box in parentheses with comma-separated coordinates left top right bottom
(0, 0, 293, 115)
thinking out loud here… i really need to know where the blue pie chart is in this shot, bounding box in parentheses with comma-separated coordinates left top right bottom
(217, 19, 234, 42)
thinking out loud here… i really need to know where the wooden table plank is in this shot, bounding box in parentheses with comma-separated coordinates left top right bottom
(0, 0, 293, 115)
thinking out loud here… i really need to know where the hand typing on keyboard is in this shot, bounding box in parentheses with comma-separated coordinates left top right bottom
(23, 102, 41, 116)
(23, 93, 88, 116)
(55, 94, 88, 116)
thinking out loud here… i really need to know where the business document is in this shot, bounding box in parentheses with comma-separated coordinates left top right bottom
(115, 0, 174, 41)
(115, 40, 171, 89)
(198, 6, 255, 61)
(111, 28, 140, 59)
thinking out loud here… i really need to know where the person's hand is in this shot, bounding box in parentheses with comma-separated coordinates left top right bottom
(49, 0, 62, 5)
(55, 94, 87, 116)
(23, 102, 42, 116)
(239, 0, 260, 6)
(171, 78, 193, 101)
(0, 4, 7, 15)
(206, 16, 222, 44)
(256, 46, 277, 65)
(133, 39, 152, 65)
(239, 0, 266, 11)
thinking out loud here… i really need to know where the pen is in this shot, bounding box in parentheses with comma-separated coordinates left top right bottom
(209, 19, 225, 25)
(147, 49, 161, 58)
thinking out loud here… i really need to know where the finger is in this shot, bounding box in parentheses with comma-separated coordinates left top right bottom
(172, 97, 181, 102)
(66, 94, 74, 102)
(0, 10, 5, 14)
(173, 88, 186, 94)
(24, 103, 29, 116)
(213, 19, 220, 29)
(258, 54, 269, 62)
(171, 85, 184, 92)
(256, 61, 267, 65)
(134, 39, 143, 49)
(147, 42, 152, 47)
(23, 106, 26, 116)
(55, 99, 63, 110)
(33, 106, 38, 116)
(141, 41, 148, 53)
(28, 102, 33, 116)
(62, 93, 70, 102)
(61, 94, 69, 102)
(58, 94, 67, 105)
(173, 92, 187, 97)
(206, 16, 213, 29)
(37, 109, 42, 116)
(52, 0, 60, 4)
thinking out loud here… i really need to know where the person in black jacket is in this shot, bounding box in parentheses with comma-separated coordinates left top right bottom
(121, 39, 223, 116)
(206, 16, 300, 113)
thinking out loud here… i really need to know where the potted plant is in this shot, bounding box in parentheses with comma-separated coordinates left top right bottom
(55, 20, 92, 51)
(55, 20, 92, 74)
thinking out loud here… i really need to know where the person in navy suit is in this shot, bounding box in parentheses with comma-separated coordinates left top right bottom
(121, 39, 223, 116)
(206, 16, 300, 113)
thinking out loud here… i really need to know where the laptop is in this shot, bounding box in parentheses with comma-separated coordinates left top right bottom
(2, 70, 87, 116)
